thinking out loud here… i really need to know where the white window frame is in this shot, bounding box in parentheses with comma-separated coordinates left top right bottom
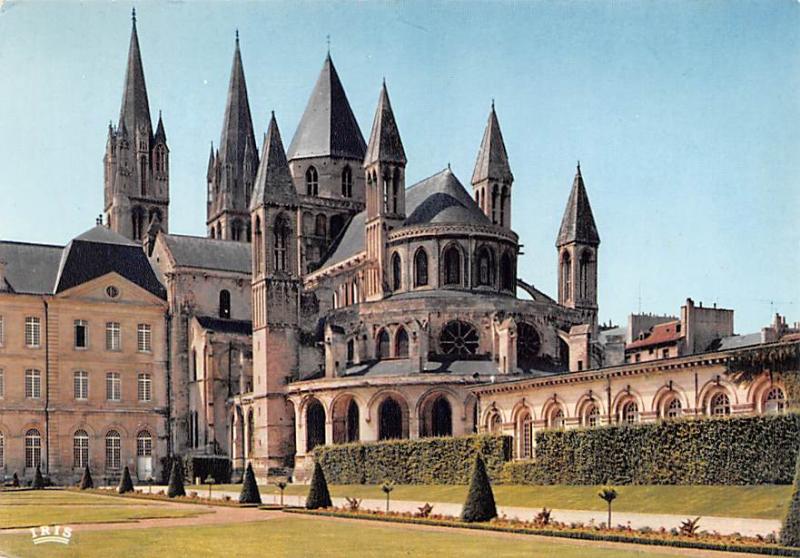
(105, 431, 121, 470)
(74, 370, 88, 400)
(106, 372, 121, 402)
(0, 315, 5, 347)
(74, 319, 89, 349)
(137, 373, 152, 402)
(137, 324, 152, 353)
(0, 369, 4, 399)
(25, 429, 41, 469)
(0, 431, 4, 469)
(73, 430, 89, 468)
(25, 316, 41, 348)
(137, 431, 152, 457)
(25, 369, 41, 399)
(106, 322, 121, 351)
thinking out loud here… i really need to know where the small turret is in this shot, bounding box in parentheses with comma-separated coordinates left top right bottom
(472, 101, 513, 228)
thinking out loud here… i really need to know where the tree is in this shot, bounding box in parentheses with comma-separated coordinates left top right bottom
(167, 458, 186, 498)
(781, 455, 800, 547)
(598, 486, 618, 528)
(461, 454, 497, 522)
(239, 463, 261, 505)
(118, 466, 134, 494)
(32, 465, 45, 490)
(381, 482, 394, 512)
(79, 466, 94, 490)
(305, 462, 332, 509)
(11, 472, 19, 488)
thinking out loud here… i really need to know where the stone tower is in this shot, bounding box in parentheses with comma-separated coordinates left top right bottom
(556, 164, 600, 318)
(472, 102, 513, 229)
(286, 54, 367, 274)
(363, 82, 407, 302)
(250, 113, 300, 473)
(207, 33, 259, 242)
(104, 9, 169, 241)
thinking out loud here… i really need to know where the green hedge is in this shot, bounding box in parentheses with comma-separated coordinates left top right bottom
(504, 413, 800, 485)
(316, 434, 512, 485)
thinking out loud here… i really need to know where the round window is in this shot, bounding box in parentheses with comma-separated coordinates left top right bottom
(106, 285, 120, 298)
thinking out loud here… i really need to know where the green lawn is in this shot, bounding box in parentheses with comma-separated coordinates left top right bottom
(0, 515, 683, 558)
(214, 483, 792, 519)
(0, 490, 207, 529)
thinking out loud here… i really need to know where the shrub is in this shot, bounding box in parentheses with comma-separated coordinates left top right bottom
(118, 466, 134, 494)
(186, 456, 232, 485)
(239, 463, 261, 505)
(32, 465, 45, 489)
(503, 414, 800, 485)
(598, 487, 618, 527)
(461, 454, 497, 523)
(306, 462, 332, 509)
(781, 455, 800, 547)
(11, 472, 19, 488)
(167, 458, 186, 498)
(79, 466, 93, 490)
(317, 434, 512, 485)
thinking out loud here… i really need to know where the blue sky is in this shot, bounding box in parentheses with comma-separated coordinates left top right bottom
(0, 1, 797, 333)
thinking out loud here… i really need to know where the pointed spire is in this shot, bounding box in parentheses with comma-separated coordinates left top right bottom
(556, 164, 600, 247)
(154, 110, 167, 142)
(472, 102, 513, 184)
(250, 112, 297, 210)
(287, 55, 366, 161)
(118, 8, 152, 137)
(206, 142, 216, 181)
(218, 31, 256, 171)
(364, 81, 406, 166)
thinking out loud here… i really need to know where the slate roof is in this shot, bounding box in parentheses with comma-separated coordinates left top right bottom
(472, 104, 513, 184)
(0, 241, 63, 294)
(287, 55, 366, 161)
(710, 333, 763, 351)
(364, 82, 406, 166)
(195, 315, 252, 335)
(250, 113, 297, 209)
(320, 211, 366, 268)
(557, 165, 600, 247)
(337, 358, 559, 379)
(161, 234, 251, 274)
(218, 35, 257, 181)
(118, 11, 152, 137)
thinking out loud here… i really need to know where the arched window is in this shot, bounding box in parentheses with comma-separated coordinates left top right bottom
(584, 404, 600, 427)
(216, 222, 222, 240)
(439, 320, 480, 356)
(210, 227, 216, 239)
(346, 339, 355, 364)
(273, 215, 290, 272)
(500, 252, 514, 291)
(219, 290, 231, 319)
(246, 221, 252, 243)
(414, 248, 428, 287)
(392, 168, 401, 213)
(516, 322, 541, 367)
(231, 220, 242, 242)
(305, 166, 318, 196)
(341, 166, 353, 198)
(764, 387, 786, 414)
(395, 327, 409, 358)
(315, 214, 327, 238)
(489, 412, 502, 434)
(621, 401, 639, 424)
(73, 430, 89, 468)
(561, 251, 572, 301)
(431, 397, 452, 437)
(665, 397, 682, 419)
(550, 407, 565, 429)
(346, 400, 359, 442)
(137, 430, 152, 457)
(25, 429, 41, 469)
(443, 245, 462, 286)
(140, 157, 148, 196)
(132, 206, 146, 241)
(253, 216, 262, 271)
(154, 145, 167, 174)
(500, 185, 509, 226)
(382, 170, 390, 213)
(391, 252, 402, 291)
(491, 183, 498, 224)
(332, 291, 338, 309)
(105, 430, 121, 470)
(710, 392, 731, 416)
(579, 250, 592, 299)
(330, 215, 345, 240)
(518, 411, 533, 459)
(476, 247, 493, 286)
(378, 397, 403, 440)
(376, 329, 390, 359)
(306, 399, 326, 452)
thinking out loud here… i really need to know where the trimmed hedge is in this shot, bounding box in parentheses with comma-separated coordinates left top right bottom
(316, 434, 512, 485)
(504, 413, 800, 485)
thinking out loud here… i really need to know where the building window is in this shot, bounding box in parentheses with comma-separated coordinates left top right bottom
(106, 372, 121, 402)
(476, 247, 493, 286)
(341, 166, 353, 198)
(137, 430, 152, 457)
(231, 220, 243, 242)
(584, 404, 600, 427)
(305, 166, 319, 196)
(710, 392, 731, 416)
(442, 246, 462, 286)
(519, 412, 533, 459)
(414, 248, 428, 287)
(439, 320, 480, 356)
(0, 315, 4, 346)
(662, 348, 669, 359)
(315, 214, 327, 238)
(346, 339, 355, 364)
(560, 251, 571, 301)
(218, 290, 231, 319)
(273, 216, 290, 272)
(500, 252, 514, 291)
(621, 401, 639, 424)
(74, 370, 88, 400)
(105, 430, 121, 470)
(0, 432, 4, 469)
(395, 327, 409, 358)
(579, 250, 592, 299)
(491, 183, 498, 224)
(73, 430, 89, 468)
(665, 397, 682, 419)
(106, 322, 121, 351)
(550, 408, 565, 429)
(0, 369, 4, 398)
(391, 252, 402, 291)
(25, 316, 41, 348)
(764, 387, 786, 415)
(25, 429, 41, 469)
(191, 349, 198, 381)
(517, 323, 541, 368)
(137, 324, 152, 352)
(489, 412, 502, 434)
(74, 320, 88, 349)
(138, 373, 152, 402)
(376, 329, 390, 359)
(253, 216, 263, 271)
(25, 369, 41, 399)
(635, 353, 641, 363)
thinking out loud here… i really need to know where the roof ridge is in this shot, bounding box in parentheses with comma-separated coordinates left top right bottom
(0, 240, 64, 249)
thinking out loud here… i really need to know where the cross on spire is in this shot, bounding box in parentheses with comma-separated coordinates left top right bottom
(326, 34, 330, 55)
(132, 7, 136, 24)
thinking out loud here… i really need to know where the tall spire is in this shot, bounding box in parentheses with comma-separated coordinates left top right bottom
(556, 164, 600, 247)
(218, 31, 256, 172)
(206, 142, 216, 181)
(250, 113, 297, 210)
(472, 103, 513, 184)
(118, 7, 152, 136)
(154, 111, 167, 142)
(286, 54, 366, 161)
(364, 82, 406, 166)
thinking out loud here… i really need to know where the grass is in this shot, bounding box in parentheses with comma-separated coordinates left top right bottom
(0, 514, 686, 558)
(213, 483, 792, 519)
(0, 490, 208, 529)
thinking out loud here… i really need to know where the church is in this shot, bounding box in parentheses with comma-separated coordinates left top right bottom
(0, 12, 793, 483)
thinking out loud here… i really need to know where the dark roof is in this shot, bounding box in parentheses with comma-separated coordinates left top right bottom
(404, 168, 490, 226)
(710, 333, 763, 351)
(287, 55, 366, 161)
(321, 211, 366, 268)
(556, 165, 600, 247)
(54, 226, 165, 299)
(0, 241, 63, 294)
(364, 82, 406, 166)
(161, 234, 251, 273)
(472, 105, 513, 184)
(195, 315, 252, 335)
(338, 358, 558, 379)
(118, 14, 152, 138)
(250, 113, 297, 209)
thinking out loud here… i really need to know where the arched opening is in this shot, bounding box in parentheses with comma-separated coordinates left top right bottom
(136, 430, 153, 480)
(561, 251, 572, 301)
(583, 403, 600, 427)
(476, 246, 494, 286)
(391, 252, 402, 291)
(549, 406, 565, 429)
(501, 185, 509, 226)
(231, 220, 243, 241)
(620, 400, 639, 424)
(305, 166, 319, 196)
(488, 411, 502, 434)
(25, 428, 41, 469)
(579, 250, 592, 299)
(346, 400, 359, 442)
(392, 168, 401, 213)
(253, 216, 262, 271)
(709, 392, 731, 416)
(491, 183, 498, 224)
(414, 248, 428, 287)
(395, 327, 409, 358)
(73, 430, 89, 468)
(306, 399, 326, 452)
(430, 397, 452, 437)
(517, 411, 533, 459)
(219, 290, 231, 319)
(500, 252, 514, 291)
(105, 430, 121, 471)
(332, 396, 360, 444)
(132, 206, 146, 241)
(517, 322, 542, 369)
(376, 329, 390, 359)
(330, 215, 345, 240)
(315, 214, 327, 238)
(378, 397, 404, 440)
(439, 320, 479, 357)
(443, 245, 462, 286)
(341, 165, 353, 198)
(273, 215, 290, 272)
(764, 387, 786, 414)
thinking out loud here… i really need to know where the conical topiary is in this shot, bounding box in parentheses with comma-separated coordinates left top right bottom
(79, 465, 94, 490)
(32, 465, 45, 489)
(11, 472, 19, 488)
(239, 462, 261, 504)
(305, 462, 332, 509)
(461, 454, 497, 522)
(118, 465, 134, 494)
(781, 454, 800, 547)
(167, 458, 186, 498)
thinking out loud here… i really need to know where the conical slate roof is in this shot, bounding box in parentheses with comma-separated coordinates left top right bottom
(287, 55, 366, 161)
(472, 104, 513, 184)
(405, 168, 490, 226)
(250, 113, 297, 210)
(364, 82, 406, 166)
(154, 112, 167, 143)
(218, 34, 257, 173)
(556, 165, 600, 247)
(118, 9, 152, 137)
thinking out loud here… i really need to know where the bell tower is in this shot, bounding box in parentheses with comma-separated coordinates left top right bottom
(472, 101, 513, 229)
